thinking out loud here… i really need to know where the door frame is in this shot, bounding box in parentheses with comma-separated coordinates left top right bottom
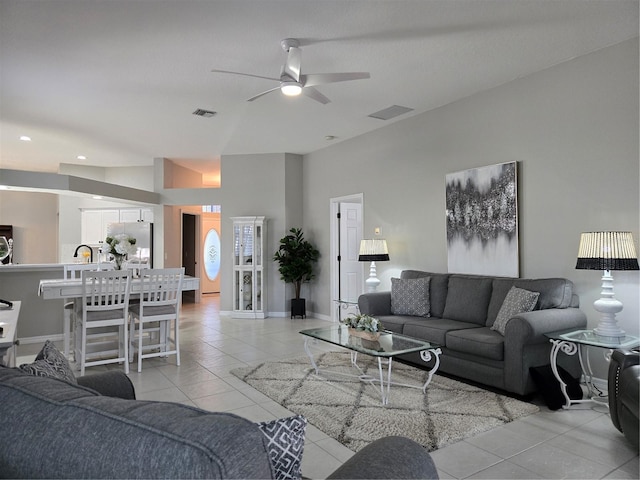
(329, 193, 364, 322)
(181, 210, 202, 303)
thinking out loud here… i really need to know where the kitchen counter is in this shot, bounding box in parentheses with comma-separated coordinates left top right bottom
(0, 264, 65, 343)
(0, 263, 68, 272)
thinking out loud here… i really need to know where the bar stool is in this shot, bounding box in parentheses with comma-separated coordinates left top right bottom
(76, 269, 132, 376)
(129, 267, 184, 372)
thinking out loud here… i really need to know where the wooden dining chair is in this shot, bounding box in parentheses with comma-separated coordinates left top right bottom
(129, 267, 184, 372)
(63, 263, 114, 360)
(76, 269, 132, 376)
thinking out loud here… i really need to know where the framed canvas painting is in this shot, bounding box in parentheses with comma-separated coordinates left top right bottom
(445, 161, 519, 277)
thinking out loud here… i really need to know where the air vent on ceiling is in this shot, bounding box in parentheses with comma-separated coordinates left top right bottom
(368, 105, 414, 121)
(192, 109, 217, 118)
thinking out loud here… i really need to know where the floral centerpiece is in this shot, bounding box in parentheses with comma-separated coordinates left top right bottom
(340, 313, 383, 340)
(102, 234, 137, 269)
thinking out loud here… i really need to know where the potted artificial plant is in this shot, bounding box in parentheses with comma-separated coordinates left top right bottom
(273, 227, 320, 318)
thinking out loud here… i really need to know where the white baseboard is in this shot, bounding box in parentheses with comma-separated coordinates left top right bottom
(18, 334, 64, 346)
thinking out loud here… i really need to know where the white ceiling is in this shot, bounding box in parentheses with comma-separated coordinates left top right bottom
(1, 0, 638, 179)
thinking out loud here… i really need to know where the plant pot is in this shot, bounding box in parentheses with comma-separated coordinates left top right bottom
(291, 298, 306, 319)
(348, 328, 381, 341)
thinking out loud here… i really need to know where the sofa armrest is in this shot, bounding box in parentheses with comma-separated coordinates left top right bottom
(77, 371, 136, 400)
(504, 308, 588, 345)
(608, 349, 640, 434)
(502, 308, 587, 395)
(358, 292, 392, 316)
(326, 436, 438, 479)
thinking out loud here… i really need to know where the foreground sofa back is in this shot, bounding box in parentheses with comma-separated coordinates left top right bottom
(358, 271, 587, 396)
(0, 367, 273, 479)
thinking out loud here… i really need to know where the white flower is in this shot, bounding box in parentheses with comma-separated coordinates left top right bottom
(340, 314, 382, 332)
(104, 234, 137, 257)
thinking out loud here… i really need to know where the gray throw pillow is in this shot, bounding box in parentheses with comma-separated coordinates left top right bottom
(19, 340, 77, 384)
(390, 276, 431, 317)
(491, 286, 540, 335)
(257, 415, 306, 480)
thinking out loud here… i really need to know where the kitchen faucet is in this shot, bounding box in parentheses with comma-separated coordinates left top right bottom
(73, 244, 93, 263)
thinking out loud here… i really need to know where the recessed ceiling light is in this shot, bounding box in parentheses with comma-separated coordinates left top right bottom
(77, 155, 87, 160)
(0, 185, 9, 190)
(92, 195, 103, 200)
(19, 135, 31, 141)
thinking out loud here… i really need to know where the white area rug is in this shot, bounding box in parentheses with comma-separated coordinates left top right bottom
(231, 351, 539, 452)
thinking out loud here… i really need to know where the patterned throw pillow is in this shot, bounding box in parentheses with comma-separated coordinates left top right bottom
(491, 286, 540, 335)
(257, 415, 307, 480)
(19, 340, 77, 384)
(390, 276, 431, 317)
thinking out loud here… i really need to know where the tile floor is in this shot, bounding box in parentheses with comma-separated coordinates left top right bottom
(19, 294, 639, 479)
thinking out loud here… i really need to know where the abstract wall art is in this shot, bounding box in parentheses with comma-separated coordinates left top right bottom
(445, 161, 519, 277)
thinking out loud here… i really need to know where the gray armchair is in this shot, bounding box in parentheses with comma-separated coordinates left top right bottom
(608, 349, 639, 450)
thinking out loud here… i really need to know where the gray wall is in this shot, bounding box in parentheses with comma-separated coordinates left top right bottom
(219, 152, 304, 315)
(303, 39, 639, 351)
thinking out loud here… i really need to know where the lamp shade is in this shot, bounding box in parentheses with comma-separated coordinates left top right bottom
(358, 239, 390, 262)
(576, 232, 639, 271)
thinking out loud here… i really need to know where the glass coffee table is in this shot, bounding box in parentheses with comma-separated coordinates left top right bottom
(545, 328, 640, 409)
(300, 325, 442, 405)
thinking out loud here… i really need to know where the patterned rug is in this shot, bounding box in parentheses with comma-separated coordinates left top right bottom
(231, 352, 539, 453)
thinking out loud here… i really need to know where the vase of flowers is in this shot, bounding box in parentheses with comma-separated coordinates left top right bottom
(340, 313, 383, 340)
(102, 234, 137, 270)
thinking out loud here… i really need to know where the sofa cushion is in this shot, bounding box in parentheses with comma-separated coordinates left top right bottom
(491, 286, 540, 335)
(441, 275, 493, 325)
(445, 327, 504, 361)
(258, 415, 306, 480)
(401, 271, 449, 318)
(0, 367, 273, 479)
(402, 318, 480, 345)
(373, 315, 409, 334)
(486, 278, 575, 326)
(19, 340, 77, 384)
(390, 276, 430, 317)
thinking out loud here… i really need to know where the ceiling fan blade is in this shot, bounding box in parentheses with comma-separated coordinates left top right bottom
(283, 46, 301, 82)
(246, 86, 281, 102)
(211, 69, 280, 83)
(302, 86, 331, 104)
(303, 72, 370, 87)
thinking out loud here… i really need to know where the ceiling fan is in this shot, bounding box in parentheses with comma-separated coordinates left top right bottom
(211, 38, 370, 104)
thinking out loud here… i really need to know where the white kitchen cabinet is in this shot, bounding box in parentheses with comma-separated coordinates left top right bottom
(231, 216, 266, 319)
(81, 209, 119, 244)
(119, 208, 153, 223)
(82, 208, 153, 245)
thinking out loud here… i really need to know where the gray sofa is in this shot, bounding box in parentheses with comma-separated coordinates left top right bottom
(0, 366, 438, 479)
(358, 270, 587, 396)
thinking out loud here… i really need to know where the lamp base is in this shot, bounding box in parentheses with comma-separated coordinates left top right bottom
(592, 270, 626, 343)
(365, 261, 380, 293)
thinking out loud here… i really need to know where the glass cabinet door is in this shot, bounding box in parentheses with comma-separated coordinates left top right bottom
(231, 216, 266, 319)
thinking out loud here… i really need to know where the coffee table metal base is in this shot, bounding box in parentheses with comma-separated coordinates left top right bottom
(303, 337, 442, 405)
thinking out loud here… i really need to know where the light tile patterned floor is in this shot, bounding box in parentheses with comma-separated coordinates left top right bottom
(19, 295, 639, 479)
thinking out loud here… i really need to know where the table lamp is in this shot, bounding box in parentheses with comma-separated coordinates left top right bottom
(359, 239, 390, 293)
(575, 231, 639, 342)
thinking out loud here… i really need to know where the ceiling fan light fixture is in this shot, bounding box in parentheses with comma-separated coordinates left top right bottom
(281, 81, 302, 96)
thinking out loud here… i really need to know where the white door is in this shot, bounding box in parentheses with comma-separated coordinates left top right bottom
(339, 202, 362, 303)
(330, 194, 363, 322)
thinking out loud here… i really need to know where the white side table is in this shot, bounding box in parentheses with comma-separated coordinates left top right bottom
(546, 328, 639, 409)
(333, 299, 359, 322)
(0, 300, 20, 367)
